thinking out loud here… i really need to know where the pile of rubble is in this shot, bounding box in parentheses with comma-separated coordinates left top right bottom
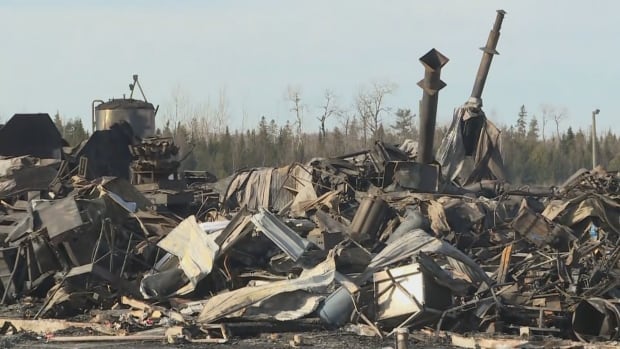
(2, 9, 619, 349)
(0, 138, 619, 347)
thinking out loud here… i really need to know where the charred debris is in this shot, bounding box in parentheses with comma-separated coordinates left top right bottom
(0, 10, 619, 348)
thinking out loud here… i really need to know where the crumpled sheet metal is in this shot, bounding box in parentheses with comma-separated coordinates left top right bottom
(251, 208, 310, 261)
(157, 215, 219, 285)
(198, 251, 336, 323)
(223, 168, 272, 211)
(319, 229, 491, 327)
(364, 229, 491, 286)
(0, 156, 60, 199)
(511, 203, 570, 248)
(0, 156, 59, 177)
(235, 290, 323, 321)
(97, 176, 152, 210)
(34, 197, 86, 242)
(140, 215, 219, 298)
(223, 164, 314, 213)
(543, 193, 620, 234)
(199, 220, 230, 233)
(573, 297, 620, 342)
(398, 139, 418, 159)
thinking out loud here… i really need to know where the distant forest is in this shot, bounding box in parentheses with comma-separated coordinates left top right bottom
(52, 89, 620, 186)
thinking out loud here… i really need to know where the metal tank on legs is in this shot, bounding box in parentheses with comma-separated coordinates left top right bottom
(92, 74, 157, 139)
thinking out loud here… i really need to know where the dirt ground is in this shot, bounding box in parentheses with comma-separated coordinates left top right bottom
(2, 330, 451, 349)
(3, 328, 619, 349)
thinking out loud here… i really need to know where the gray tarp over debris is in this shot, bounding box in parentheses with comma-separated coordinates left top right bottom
(436, 104, 506, 185)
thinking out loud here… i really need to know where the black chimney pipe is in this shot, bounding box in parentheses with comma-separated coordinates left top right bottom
(417, 48, 449, 164)
(470, 10, 506, 105)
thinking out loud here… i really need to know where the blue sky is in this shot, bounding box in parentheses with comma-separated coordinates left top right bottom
(1, 1, 618, 137)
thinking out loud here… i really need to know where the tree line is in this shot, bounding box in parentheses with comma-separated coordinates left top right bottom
(51, 85, 620, 185)
(155, 107, 619, 185)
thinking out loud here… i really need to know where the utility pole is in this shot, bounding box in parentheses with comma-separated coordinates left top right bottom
(592, 108, 600, 168)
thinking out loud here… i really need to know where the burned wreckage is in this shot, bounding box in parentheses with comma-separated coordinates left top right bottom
(0, 10, 619, 348)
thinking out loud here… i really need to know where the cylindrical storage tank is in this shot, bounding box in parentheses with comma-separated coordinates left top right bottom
(94, 99, 155, 139)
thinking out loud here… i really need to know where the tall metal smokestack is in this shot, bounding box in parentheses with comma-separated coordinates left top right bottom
(418, 48, 449, 164)
(470, 9, 506, 105)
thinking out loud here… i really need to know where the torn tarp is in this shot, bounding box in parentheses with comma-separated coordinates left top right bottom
(436, 105, 506, 185)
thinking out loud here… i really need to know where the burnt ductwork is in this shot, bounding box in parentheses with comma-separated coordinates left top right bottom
(417, 49, 449, 164)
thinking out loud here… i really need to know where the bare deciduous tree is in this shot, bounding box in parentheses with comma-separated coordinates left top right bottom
(240, 105, 248, 133)
(540, 104, 567, 144)
(169, 84, 191, 133)
(286, 85, 305, 161)
(317, 89, 339, 141)
(338, 110, 351, 138)
(286, 86, 304, 139)
(214, 87, 229, 134)
(551, 107, 568, 143)
(337, 109, 358, 153)
(190, 100, 213, 140)
(540, 104, 552, 142)
(355, 81, 397, 146)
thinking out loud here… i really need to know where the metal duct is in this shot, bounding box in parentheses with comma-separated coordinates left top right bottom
(417, 49, 449, 164)
(350, 195, 390, 240)
(470, 9, 506, 105)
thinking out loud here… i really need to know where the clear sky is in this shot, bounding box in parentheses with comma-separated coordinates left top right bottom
(1, 1, 617, 137)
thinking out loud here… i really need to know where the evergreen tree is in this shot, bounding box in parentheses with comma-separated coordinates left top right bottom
(175, 123, 195, 171)
(608, 153, 620, 170)
(348, 117, 360, 150)
(516, 105, 527, 138)
(278, 121, 294, 161)
(235, 130, 246, 171)
(162, 120, 173, 137)
(268, 119, 278, 143)
(375, 123, 386, 141)
(220, 126, 233, 174)
(566, 127, 575, 145)
(257, 118, 271, 166)
(391, 108, 415, 140)
(330, 126, 345, 156)
(53, 111, 63, 135)
(527, 116, 539, 140)
(63, 118, 89, 146)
